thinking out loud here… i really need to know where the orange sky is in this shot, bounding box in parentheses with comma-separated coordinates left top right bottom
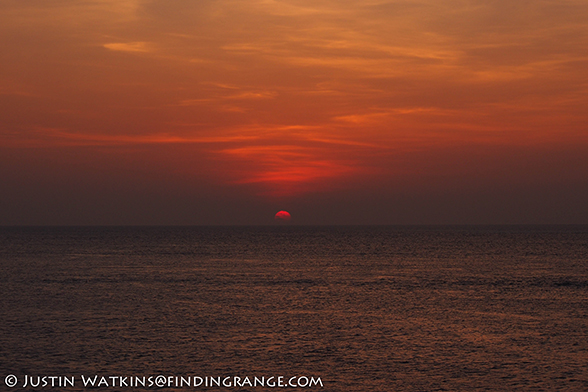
(1, 0, 587, 224)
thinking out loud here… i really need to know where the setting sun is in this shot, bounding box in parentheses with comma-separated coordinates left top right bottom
(274, 211, 292, 222)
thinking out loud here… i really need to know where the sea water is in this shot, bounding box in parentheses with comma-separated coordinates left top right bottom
(0, 226, 587, 391)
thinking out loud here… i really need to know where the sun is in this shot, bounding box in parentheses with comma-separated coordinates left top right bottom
(274, 211, 291, 222)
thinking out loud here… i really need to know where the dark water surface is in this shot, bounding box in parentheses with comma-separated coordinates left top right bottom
(1, 226, 587, 391)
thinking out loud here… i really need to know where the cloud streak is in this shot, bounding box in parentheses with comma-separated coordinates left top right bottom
(103, 42, 153, 53)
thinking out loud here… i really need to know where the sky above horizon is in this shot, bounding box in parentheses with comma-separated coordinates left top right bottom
(1, 0, 587, 225)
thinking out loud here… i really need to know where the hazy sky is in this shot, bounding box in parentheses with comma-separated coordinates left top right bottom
(1, 0, 587, 225)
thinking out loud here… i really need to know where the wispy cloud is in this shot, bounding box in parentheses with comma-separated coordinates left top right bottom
(2, 128, 258, 148)
(103, 42, 152, 53)
(218, 144, 361, 196)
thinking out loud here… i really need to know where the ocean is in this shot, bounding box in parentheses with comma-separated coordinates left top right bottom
(1, 226, 587, 391)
